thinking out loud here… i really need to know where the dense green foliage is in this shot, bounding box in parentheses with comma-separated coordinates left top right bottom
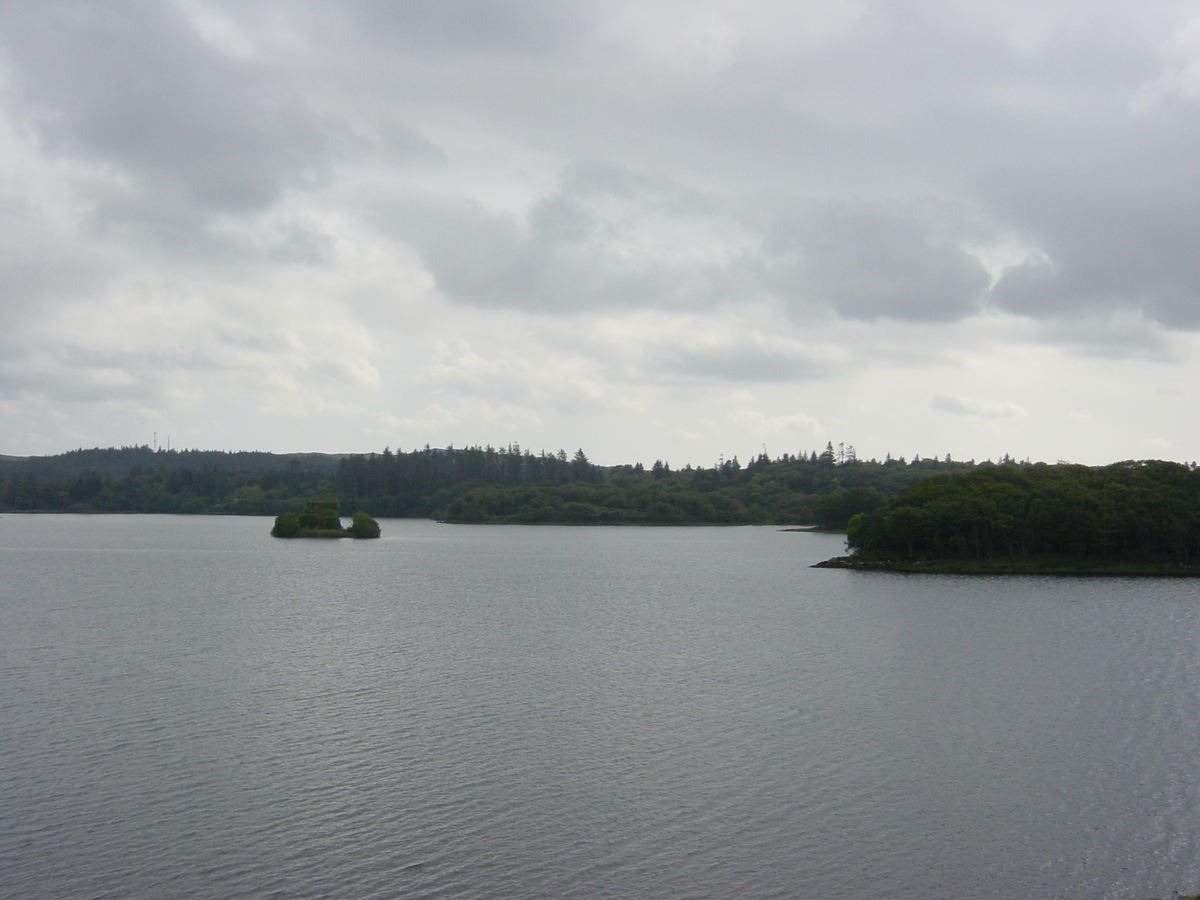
(272, 499, 381, 538)
(1, 442, 986, 525)
(349, 511, 382, 538)
(334, 444, 602, 516)
(335, 443, 970, 524)
(846, 461, 1200, 564)
(1, 448, 335, 515)
(270, 512, 302, 537)
(299, 498, 342, 531)
(0, 446, 341, 480)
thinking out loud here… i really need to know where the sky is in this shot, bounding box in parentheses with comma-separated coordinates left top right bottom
(2, 0, 1200, 467)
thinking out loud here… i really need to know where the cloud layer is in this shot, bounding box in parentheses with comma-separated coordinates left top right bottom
(2, 1, 1199, 464)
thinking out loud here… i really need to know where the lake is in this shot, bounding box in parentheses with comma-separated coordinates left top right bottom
(1, 514, 1199, 899)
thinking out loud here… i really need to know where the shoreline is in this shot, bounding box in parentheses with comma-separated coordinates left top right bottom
(813, 555, 1200, 576)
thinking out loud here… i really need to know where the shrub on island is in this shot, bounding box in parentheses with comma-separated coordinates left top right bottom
(349, 510, 381, 538)
(271, 511, 302, 537)
(298, 498, 342, 531)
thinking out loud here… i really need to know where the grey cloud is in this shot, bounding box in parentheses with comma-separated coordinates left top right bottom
(0, 343, 161, 405)
(377, 195, 530, 307)
(363, 122, 447, 166)
(656, 338, 830, 383)
(931, 394, 1026, 419)
(987, 176, 1200, 330)
(383, 169, 993, 323)
(0, 234, 110, 316)
(375, 165, 756, 313)
(760, 200, 993, 322)
(1032, 312, 1176, 360)
(0, 191, 122, 324)
(341, 0, 594, 55)
(0, 317, 373, 408)
(952, 27, 1200, 335)
(263, 220, 337, 266)
(5, 0, 1200, 462)
(0, 1, 336, 214)
(7, 1, 1190, 332)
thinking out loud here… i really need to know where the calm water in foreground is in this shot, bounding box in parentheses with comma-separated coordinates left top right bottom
(2, 515, 1199, 900)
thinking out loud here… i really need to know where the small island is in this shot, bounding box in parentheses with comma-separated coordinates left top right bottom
(815, 460, 1200, 575)
(271, 499, 381, 539)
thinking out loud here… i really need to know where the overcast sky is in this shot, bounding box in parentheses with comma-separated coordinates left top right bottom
(2, 0, 1199, 466)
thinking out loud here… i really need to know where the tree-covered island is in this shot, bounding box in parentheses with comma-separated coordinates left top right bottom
(272, 499, 381, 538)
(816, 460, 1200, 575)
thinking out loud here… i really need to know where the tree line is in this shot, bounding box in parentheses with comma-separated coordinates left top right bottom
(0, 442, 983, 526)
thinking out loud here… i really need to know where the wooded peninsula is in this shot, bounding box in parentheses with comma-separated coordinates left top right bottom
(817, 460, 1200, 575)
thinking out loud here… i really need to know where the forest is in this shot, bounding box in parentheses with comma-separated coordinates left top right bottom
(0, 442, 980, 527)
(838, 460, 1200, 571)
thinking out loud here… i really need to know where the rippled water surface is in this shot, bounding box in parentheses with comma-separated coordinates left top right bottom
(2, 515, 1200, 899)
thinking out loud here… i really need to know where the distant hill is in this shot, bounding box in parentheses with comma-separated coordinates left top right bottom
(0, 446, 345, 480)
(0, 441, 993, 524)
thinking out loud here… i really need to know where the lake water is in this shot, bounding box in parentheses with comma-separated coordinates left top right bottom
(2, 515, 1199, 900)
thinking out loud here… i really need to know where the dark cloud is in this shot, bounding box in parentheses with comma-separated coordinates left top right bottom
(340, 0, 595, 55)
(372, 165, 756, 313)
(0, 1, 336, 213)
(760, 199, 993, 322)
(6, 1, 1190, 334)
(378, 170, 992, 323)
(986, 163, 1200, 329)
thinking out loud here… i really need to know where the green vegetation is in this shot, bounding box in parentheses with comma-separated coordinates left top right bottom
(338, 442, 966, 525)
(349, 510, 382, 538)
(0, 442, 975, 526)
(0, 447, 338, 516)
(22, 442, 1195, 563)
(271, 499, 381, 539)
(825, 460, 1200, 574)
(270, 512, 302, 537)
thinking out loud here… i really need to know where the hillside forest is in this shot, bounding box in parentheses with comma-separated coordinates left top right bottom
(0, 443, 984, 528)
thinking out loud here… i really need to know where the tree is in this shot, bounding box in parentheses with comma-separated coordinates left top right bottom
(349, 511, 381, 538)
(299, 498, 341, 530)
(271, 512, 301, 537)
(68, 469, 105, 503)
(570, 449, 593, 481)
(812, 487, 888, 529)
